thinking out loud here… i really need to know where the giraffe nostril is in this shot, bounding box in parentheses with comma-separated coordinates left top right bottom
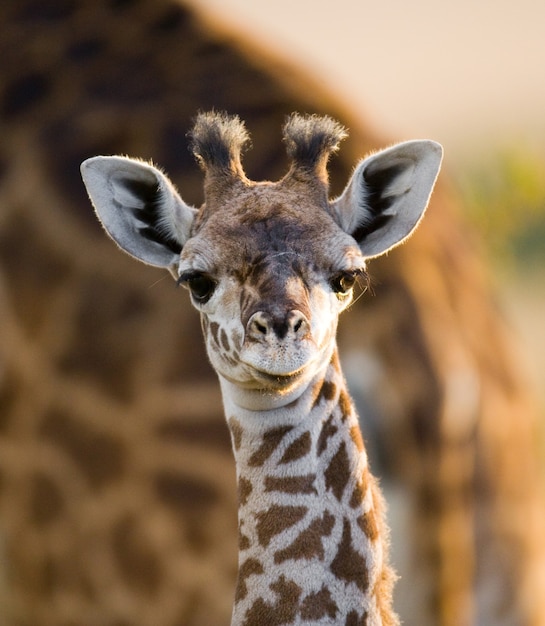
(247, 312, 271, 339)
(293, 317, 304, 334)
(289, 311, 309, 338)
(247, 310, 309, 341)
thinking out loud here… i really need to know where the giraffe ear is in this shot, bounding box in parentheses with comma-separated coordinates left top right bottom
(332, 140, 443, 258)
(81, 156, 197, 268)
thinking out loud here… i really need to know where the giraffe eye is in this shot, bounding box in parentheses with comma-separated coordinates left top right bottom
(330, 270, 359, 295)
(178, 272, 217, 304)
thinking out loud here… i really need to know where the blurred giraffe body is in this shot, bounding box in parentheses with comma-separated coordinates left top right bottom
(0, 0, 544, 625)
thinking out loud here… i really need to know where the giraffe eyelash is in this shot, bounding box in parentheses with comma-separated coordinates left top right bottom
(330, 268, 366, 295)
(177, 271, 217, 304)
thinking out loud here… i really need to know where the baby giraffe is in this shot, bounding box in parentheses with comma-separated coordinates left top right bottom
(81, 112, 441, 626)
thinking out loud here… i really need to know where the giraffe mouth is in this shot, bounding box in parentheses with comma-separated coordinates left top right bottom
(252, 368, 306, 389)
(239, 351, 313, 389)
(217, 357, 310, 390)
(236, 337, 329, 392)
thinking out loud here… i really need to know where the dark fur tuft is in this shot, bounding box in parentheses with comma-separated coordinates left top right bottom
(188, 111, 250, 173)
(283, 114, 347, 170)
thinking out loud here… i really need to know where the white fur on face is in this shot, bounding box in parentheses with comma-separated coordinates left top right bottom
(187, 254, 359, 400)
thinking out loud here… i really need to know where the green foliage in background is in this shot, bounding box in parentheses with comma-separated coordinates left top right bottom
(457, 144, 545, 270)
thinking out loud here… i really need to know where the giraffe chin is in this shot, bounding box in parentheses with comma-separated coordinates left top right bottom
(229, 341, 336, 394)
(220, 365, 309, 393)
(241, 350, 329, 398)
(238, 349, 321, 391)
(216, 356, 318, 395)
(218, 367, 316, 412)
(238, 341, 318, 380)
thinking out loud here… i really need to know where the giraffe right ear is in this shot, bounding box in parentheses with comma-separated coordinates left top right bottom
(81, 156, 197, 268)
(332, 140, 442, 259)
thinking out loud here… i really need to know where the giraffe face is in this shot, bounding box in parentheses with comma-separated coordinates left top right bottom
(81, 113, 441, 397)
(177, 184, 366, 392)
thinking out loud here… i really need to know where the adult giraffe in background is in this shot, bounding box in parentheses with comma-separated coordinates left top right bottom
(0, 1, 543, 625)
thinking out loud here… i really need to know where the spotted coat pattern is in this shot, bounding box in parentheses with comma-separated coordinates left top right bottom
(80, 110, 409, 625)
(228, 351, 392, 626)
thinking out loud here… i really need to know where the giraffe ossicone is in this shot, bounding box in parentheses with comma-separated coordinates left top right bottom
(81, 111, 442, 625)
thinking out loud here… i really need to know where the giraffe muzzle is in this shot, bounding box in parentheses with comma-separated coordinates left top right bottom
(240, 309, 317, 379)
(246, 310, 310, 342)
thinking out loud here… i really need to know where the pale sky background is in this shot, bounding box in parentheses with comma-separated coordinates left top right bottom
(196, 0, 545, 166)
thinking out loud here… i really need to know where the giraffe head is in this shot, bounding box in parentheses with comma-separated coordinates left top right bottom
(81, 112, 442, 404)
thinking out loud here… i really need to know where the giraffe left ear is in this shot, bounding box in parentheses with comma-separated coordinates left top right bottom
(332, 140, 443, 258)
(81, 156, 197, 269)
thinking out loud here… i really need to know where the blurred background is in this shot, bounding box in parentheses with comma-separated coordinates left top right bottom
(1, 0, 544, 624)
(197, 0, 545, 409)
(199, 0, 545, 155)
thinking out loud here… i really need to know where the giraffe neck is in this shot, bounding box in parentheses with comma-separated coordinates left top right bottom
(221, 349, 396, 626)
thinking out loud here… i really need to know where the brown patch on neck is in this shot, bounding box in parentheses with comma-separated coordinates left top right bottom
(242, 575, 302, 626)
(349, 472, 369, 509)
(300, 586, 339, 621)
(248, 425, 293, 467)
(255, 505, 308, 547)
(273, 510, 335, 563)
(357, 511, 379, 541)
(279, 431, 311, 464)
(324, 441, 351, 501)
(311, 378, 337, 409)
(331, 519, 369, 592)
(265, 474, 317, 495)
(229, 417, 243, 451)
(345, 609, 369, 626)
(238, 476, 252, 506)
(317, 414, 338, 456)
(235, 557, 264, 603)
(238, 526, 251, 551)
